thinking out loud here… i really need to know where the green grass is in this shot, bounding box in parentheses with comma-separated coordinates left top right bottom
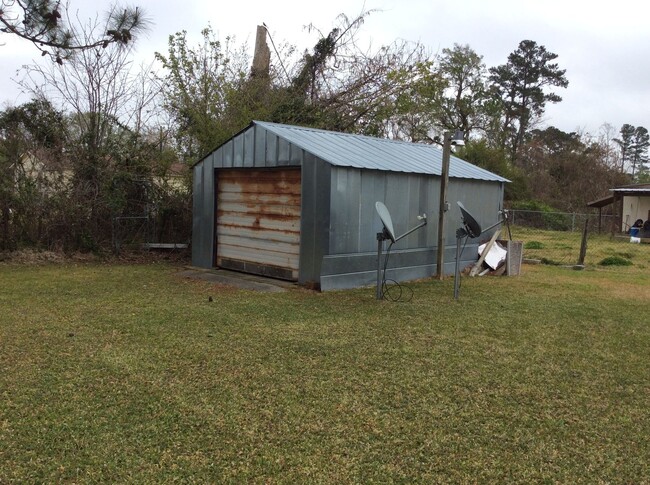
(510, 225, 650, 267)
(1, 262, 649, 483)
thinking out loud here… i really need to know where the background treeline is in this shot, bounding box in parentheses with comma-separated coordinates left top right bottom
(1, 6, 647, 252)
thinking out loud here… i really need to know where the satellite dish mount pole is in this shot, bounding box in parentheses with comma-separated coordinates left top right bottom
(453, 226, 469, 300)
(375, 202, 427, 300)
(376, 229, 389, 300)
(453, 202, 509, 300)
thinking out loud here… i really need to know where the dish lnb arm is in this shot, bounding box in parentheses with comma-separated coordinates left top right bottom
(394, 213, 427, 242)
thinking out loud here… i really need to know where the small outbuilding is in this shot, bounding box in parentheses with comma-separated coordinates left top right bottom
(192, 121, 508, 290)
(587, 183, 650, 233)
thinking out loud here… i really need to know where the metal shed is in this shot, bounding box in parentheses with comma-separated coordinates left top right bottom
(192, 121, 508, 290)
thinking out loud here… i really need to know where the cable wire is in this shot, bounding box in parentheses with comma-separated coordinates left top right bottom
(380, 241, 414, 302)
(456, 234, 471, 292)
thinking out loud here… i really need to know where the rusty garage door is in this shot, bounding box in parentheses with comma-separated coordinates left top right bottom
(216, 168, 301, 280)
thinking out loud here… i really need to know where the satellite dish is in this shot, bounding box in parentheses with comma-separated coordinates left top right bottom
(454, 201, 508, 300)
(457, 201, 482, 238)
(375, 201, 397, 243)
(374, 201, 428, 300)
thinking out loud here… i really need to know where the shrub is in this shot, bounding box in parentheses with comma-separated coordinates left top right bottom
(525, 241, 544, 249)
(599, 256, 633, 266)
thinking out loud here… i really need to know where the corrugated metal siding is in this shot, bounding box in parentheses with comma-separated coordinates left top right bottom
(191, 164, 206, 266)
(254, 121, 509, 182)
(329, 168, 438, 254)
(191, 160, 215, 268)
(216, 169, 301, 280)
(297, 154, 331, 287)
(321, 166, 505, 290)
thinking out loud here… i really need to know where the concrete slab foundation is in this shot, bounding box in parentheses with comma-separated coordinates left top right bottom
(177, 267, 294, 293)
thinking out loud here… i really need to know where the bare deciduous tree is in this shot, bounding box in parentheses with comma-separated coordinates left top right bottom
(19, 12, 163, 248)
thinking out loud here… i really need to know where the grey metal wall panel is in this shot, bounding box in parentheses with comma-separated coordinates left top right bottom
(223, 140, 233, 168)
(417, 176, 431, 247)
(298, 155, 331, 287)
(384, 174, 415, 245)
(448, 179, 504, 240)
(233, 134, 244, 167)
(358, 173, 385, 253)
(329, 168, 433, 256)
(254, 125, 266, 166)
(290, 144, 302, 164)
(321, 264, 431, 291)
(191, 164, 206, 266)
(243, 128, 255, 167)
(329, 168, 363, 254)
(266, 132, 278, 165)
(212, 146, 223, 168)
(322, 167, 503, 287)
(202, 126, 307, 171)
(198, 160, 215, 267)
(278, 137, 290, 165)
(319, 243, 480, 291)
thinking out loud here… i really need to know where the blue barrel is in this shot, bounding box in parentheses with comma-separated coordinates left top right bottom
(630, 227, 639, 237)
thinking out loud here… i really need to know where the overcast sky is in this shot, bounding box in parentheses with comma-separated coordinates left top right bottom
(2, 0, 649, 136)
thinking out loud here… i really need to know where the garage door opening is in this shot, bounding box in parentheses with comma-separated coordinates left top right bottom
(215, 168, 301, 280)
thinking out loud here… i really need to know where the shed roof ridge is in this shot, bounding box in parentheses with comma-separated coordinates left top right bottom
(254, 120, 440, 149)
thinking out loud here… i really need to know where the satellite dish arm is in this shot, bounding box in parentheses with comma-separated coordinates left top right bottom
(479, 210, 510, 235)
(394, 217, 427, 242)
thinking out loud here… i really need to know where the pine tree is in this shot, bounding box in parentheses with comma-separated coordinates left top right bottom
(488, 40, 568, 161)
(631, 126, 649, 178)
(0, 1, 147, 63)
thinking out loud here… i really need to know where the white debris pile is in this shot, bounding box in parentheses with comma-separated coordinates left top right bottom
(478, 241, 507, 270)
(469, 231, 523, 277)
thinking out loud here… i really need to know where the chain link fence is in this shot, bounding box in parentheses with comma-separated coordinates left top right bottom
(111, 201, 192, 255)
(505, 210, 650, 267)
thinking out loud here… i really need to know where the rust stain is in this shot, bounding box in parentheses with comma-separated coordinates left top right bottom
(219, 168, 301, 196)
(216, 168, 301, 279)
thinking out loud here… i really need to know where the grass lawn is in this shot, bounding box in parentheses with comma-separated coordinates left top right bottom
(510, 225, 650, 267)
(1, 260, 649, 483)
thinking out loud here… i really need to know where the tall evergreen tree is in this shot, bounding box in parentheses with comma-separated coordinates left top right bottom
(489, 40, 568, 161)
(630, 126, 649, 178)
(615, 124, 639, 175)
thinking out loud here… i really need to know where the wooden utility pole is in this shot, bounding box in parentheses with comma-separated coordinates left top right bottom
(436, 133, 451, 280)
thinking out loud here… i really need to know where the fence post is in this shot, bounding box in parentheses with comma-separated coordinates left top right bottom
(577, 217, 588, 265)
